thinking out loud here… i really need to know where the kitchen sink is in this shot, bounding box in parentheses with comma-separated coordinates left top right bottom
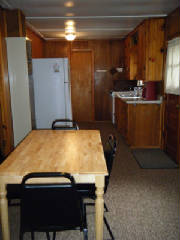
(116, 91, 141, 99)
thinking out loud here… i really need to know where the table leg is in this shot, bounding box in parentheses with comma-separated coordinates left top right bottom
(0, 183, 10, 240)
(95, 176, 104, 240)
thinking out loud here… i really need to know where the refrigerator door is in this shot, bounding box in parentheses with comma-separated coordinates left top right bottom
(63, 58, 69, 83)
(63, 58, 72, 121)
(6, 37, 32, 147)
(64, 82, 72, 121)
(32, 58, 66, 129)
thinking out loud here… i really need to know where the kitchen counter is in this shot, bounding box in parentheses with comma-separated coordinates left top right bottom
(114, 92, 162, 104)
(115, 95, 162, 148)
(121, 98, 162, 104)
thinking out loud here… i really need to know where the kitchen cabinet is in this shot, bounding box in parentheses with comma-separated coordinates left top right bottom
(137, 23, 146, 80)
(115, 97, 127, 137)
(124, 36, 130, 80)
(115, 97, 162, 148)
(137, 18, 165, 81)
(125, 18, 165, 82)
(124, 33, 138, 81)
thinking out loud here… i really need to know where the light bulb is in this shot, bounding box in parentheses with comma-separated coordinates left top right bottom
(65, 33, 76, 41)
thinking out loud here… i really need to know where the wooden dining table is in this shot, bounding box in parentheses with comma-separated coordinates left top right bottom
(0, 130, 108, 240)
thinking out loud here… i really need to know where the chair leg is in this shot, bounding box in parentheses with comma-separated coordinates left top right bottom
(104, 202, 109, 212)
(85, 202, 94, 207)
(31, 231, 35, 240)
(46, 232, 51, 240)
(83, 228, 88, 240)
(52, 231, 56, 240)
(19, 231, 23, 240)
(104, 216, 115, 240)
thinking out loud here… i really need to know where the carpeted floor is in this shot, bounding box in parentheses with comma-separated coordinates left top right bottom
(0, 122, 179, 240)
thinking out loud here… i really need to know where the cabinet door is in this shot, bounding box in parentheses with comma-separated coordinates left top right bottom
(130, 46, 138, 80)
(128, 104, 161, 148)
(124, 37, 130, 80)
(145, 19, 165, 81)
(137, 23, 146, 80)
(115, 98, 127, 137)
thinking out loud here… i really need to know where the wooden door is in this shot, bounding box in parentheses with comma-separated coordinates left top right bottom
(71, 50, 94, 122)
(164, 94, 180, 164)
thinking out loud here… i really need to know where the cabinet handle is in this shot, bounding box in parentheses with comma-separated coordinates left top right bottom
(160, 48, 165, 53)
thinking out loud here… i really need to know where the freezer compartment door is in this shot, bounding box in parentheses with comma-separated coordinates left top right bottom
(32, 58, 66, 129)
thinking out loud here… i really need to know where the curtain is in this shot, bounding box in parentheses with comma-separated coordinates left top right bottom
(165, 37, 180, 95)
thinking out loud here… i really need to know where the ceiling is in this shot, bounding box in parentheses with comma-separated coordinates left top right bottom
(0, 0, 179, 40)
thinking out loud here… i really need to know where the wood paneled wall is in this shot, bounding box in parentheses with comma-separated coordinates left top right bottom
(5, 9, 26, 37)
(26, 27, 44, 58)
(165, 7, 180, 41)
(0, 9, 14, 156)
(44, 41, 70, 58)
(0, 9, 26, 157)
(44, 39, 125, 121)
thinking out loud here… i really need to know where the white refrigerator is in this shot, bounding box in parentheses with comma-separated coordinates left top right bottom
(32, 58, 72, 129)
(6, 37, 32, 147)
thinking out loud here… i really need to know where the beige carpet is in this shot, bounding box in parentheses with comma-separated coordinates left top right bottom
(1, 122, 179, 240)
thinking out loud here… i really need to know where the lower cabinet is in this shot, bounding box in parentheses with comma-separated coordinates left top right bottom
(115, 98, 162, 148)
(115, 98, 127, 138)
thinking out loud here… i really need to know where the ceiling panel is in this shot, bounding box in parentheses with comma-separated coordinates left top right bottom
(28, 18, 142, 29)
(0, 0, 179, 40)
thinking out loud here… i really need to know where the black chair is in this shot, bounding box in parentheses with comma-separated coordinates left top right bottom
(7, 184, 21, 206)
(51, 119, 79, 130)
(77, 135, 117, 240)
(7, 119, 79, 206)
(20, 172, 88, 240)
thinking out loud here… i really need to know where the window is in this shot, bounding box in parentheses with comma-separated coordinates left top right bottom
(165, 37, 180, 95)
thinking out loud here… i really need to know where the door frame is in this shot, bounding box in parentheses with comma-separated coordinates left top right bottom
(70, 48, 95, 121)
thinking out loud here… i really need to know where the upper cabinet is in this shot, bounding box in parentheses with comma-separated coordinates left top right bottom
(144, 18, 165, 81)
(125, 18, 165, 81)
(124, 36, 130, 80)
(124, 33, 138, 80)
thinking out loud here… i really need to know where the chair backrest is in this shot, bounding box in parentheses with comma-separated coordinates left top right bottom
(20, 172, 84, 231)
(104, 135, 117, 193)
(51, 119, 79, 130)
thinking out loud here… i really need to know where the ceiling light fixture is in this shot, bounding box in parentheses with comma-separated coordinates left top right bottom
(64, 1, 74, 8)
(65, 33, 76, 41)
(64, 20, 76, 41)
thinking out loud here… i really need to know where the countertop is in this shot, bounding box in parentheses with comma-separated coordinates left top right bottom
(121, 98, 162, 104)
(114, 92, 162, 104)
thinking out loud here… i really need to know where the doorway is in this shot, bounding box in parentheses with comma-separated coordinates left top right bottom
(70, 49, 94, 122)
